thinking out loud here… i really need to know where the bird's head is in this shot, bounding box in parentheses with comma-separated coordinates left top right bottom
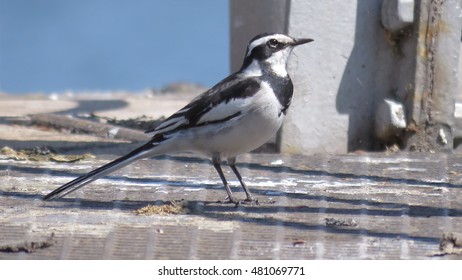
(240, 33, 313, 77)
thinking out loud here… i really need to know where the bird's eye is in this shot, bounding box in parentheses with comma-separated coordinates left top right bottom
(268, 38, 279, 48)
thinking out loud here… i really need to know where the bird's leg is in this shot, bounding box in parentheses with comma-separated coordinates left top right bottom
(228, 157, 256, 203)
(212, 154, 238, 204)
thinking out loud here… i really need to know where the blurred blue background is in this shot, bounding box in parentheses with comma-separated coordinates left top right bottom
(0, 0, 229, 94)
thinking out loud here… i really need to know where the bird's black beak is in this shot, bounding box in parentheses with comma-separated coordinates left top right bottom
(292, 38, 314, 46)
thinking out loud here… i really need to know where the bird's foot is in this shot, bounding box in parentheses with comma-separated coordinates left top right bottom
(216, 196, 259, 206)
(240, 197, 259, 205)
(217, 196, 240, 205)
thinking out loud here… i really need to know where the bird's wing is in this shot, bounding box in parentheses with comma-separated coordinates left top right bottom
(145, 73, 261, 137)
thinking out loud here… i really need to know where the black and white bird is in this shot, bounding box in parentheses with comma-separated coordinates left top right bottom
(43, 33, 313, 203)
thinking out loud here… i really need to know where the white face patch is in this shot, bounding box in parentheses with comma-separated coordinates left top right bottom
(265, 47, 292, 77)
(243, 34, 296, 77)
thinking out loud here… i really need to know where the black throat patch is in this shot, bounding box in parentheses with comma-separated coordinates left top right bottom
(263, 72, 294, 116)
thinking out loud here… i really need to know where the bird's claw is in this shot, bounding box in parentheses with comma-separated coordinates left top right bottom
(217, 196, 259, 206)
(241, 197, 259, 205)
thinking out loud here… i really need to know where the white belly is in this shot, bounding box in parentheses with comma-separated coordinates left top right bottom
(201, 108, 284, 157)
(170, 82, 286, 158)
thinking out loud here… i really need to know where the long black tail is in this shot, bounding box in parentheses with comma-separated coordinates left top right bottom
(43, 142, 155, 200)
